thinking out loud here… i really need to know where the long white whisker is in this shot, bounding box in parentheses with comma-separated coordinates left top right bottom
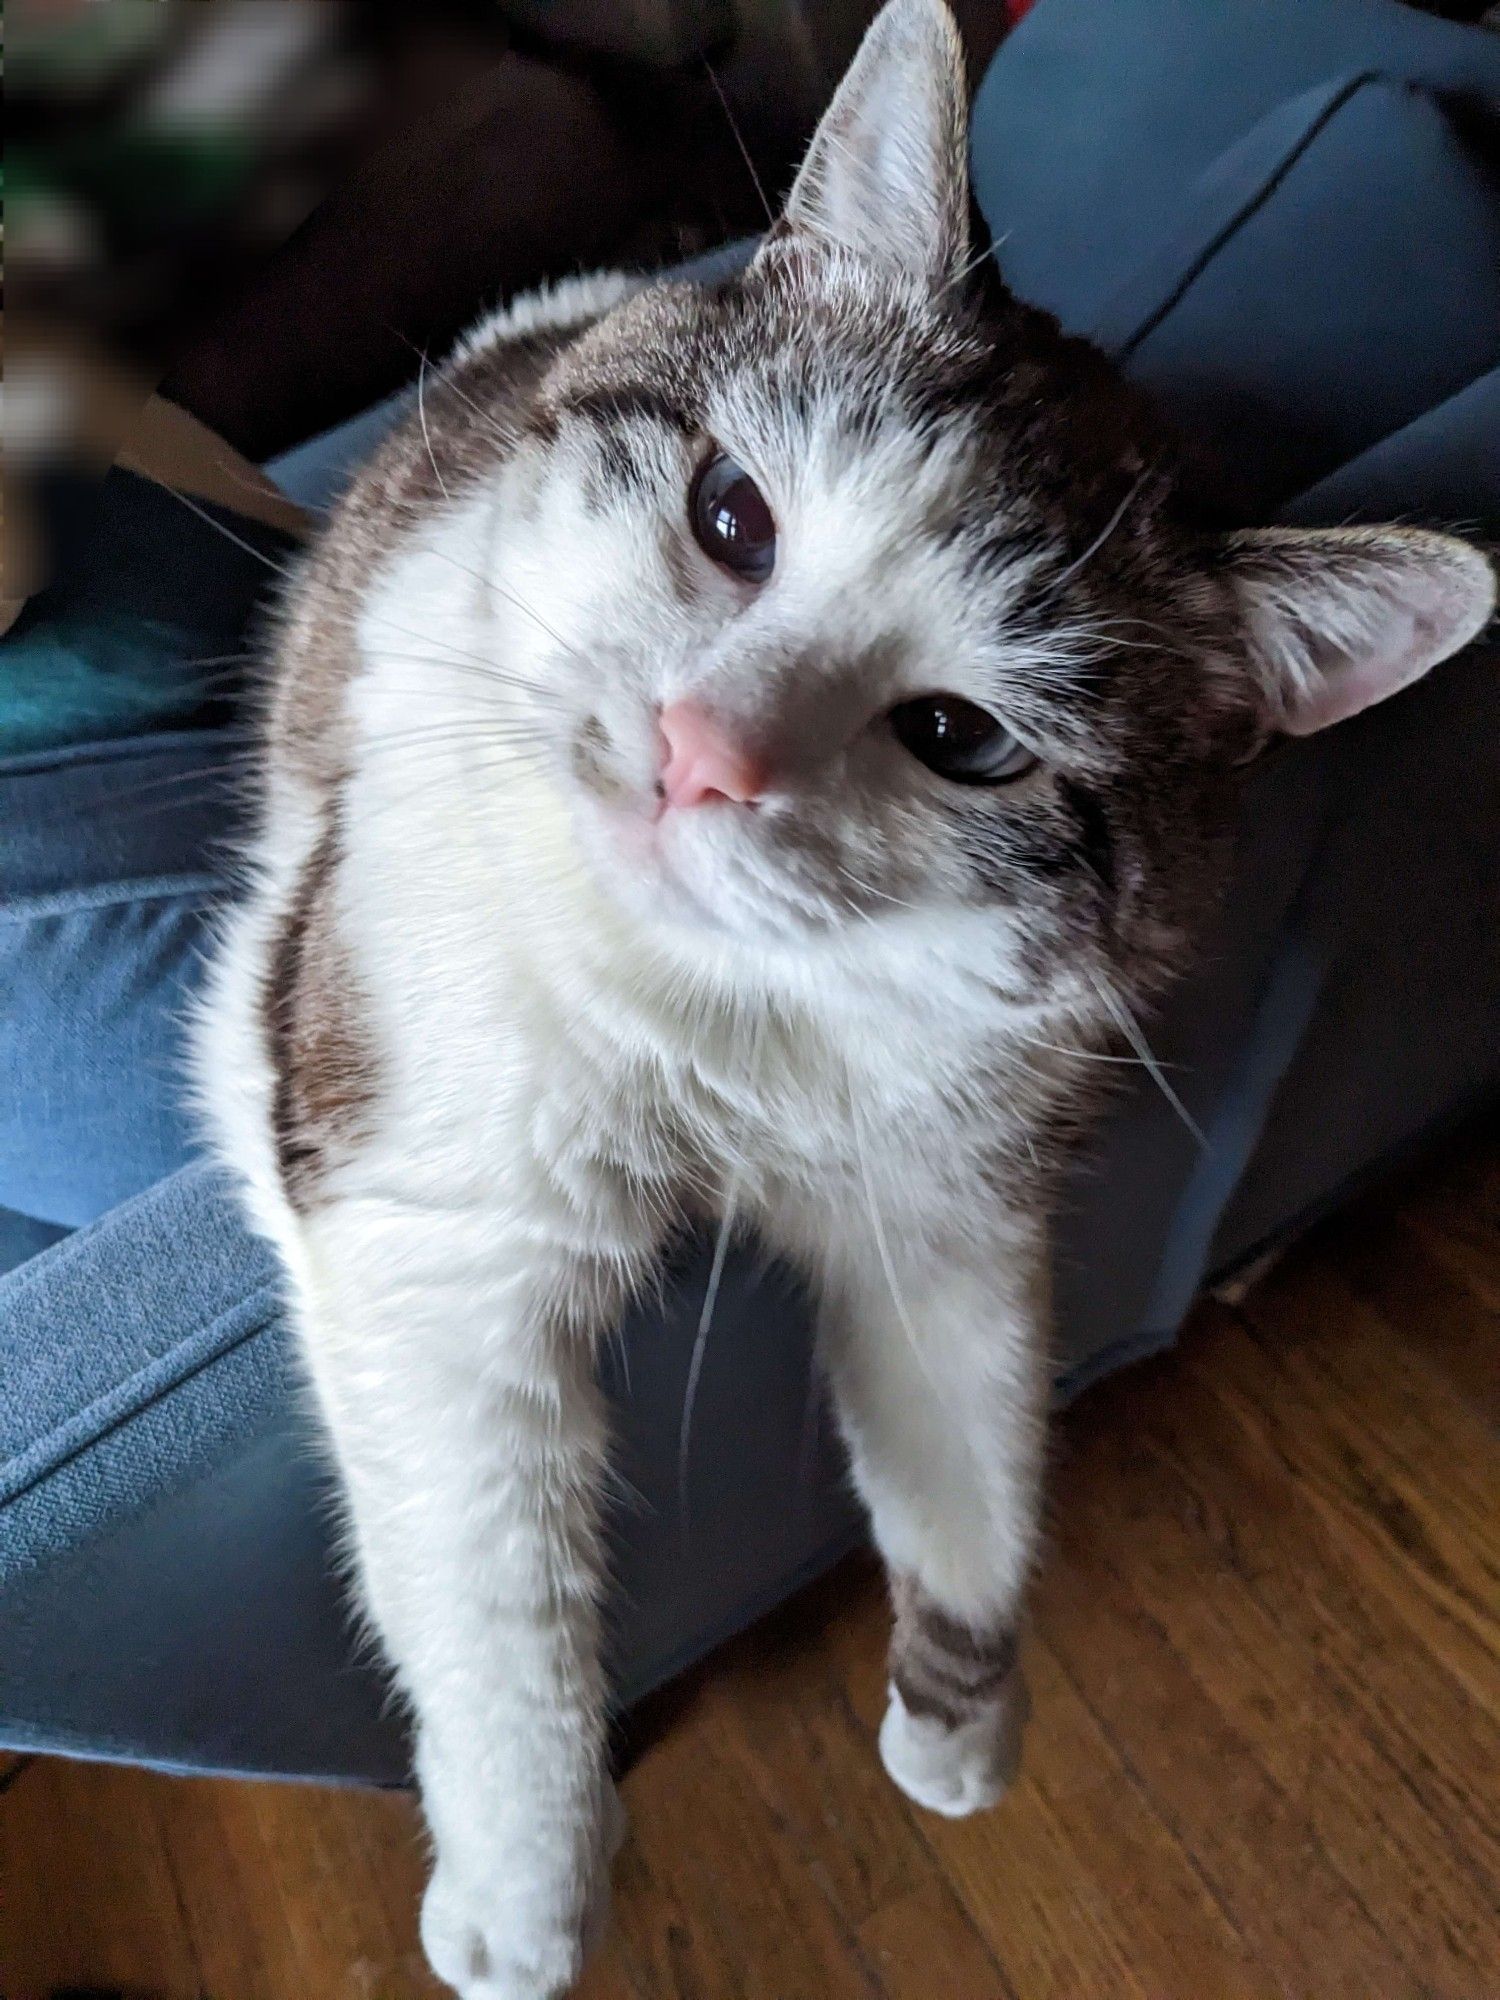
(417, 348, 451, 502)
(1089, 977, 1206, 1148)
(156, 483, 298, 579)
(1007, 1029, 1169, 1069)
(679, 1009, 767, 1526)
(387, 326, 520, 449)
(376, 534, 596, 674)
(678, 1194, 738, 1533)
(362, 608, 565, 691)
(848, 1070, 935, 1385)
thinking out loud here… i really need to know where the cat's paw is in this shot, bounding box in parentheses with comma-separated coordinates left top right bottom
(419, 1786, 626, 1999)
(878, 1673, 1029, 1819)
(420, 1870, 585, 2000)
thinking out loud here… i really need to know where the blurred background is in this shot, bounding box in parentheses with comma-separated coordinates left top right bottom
(8, 0, 1493, 625)
(4, 0, 1020, 627)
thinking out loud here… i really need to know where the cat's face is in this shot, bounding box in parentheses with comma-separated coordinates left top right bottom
(465, 0, 1492, 1004)
(491, 259, 1235, 1001)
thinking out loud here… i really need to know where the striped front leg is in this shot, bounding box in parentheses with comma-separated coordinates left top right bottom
(821, 1236, 1045, 1817)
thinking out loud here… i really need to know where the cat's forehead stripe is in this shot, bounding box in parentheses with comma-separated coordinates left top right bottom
(557, 383, 695, 436)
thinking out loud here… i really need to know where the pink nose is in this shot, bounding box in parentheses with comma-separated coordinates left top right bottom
(657, 701, 767, 809)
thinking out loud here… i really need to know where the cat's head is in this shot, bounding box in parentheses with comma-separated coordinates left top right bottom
(460, 0, 1494, 1002)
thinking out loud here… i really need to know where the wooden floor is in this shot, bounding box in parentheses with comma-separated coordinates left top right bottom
(4, 1127, 1497, 2000)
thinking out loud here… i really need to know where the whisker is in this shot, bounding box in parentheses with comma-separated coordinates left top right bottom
(1006, 1029, 1170, 1070)
(703, 59, 775, 229)
(352, 742, 557, 822)
(417, 347, 451, 502)
(679, 1009, 766, 1530)
(387, 326, 520, 449)
(678, 1196, 737, 1536)
(833, 861, 919, 915)
(942, 235, 1000, 301)
(390, 539, 593, 671)
(361, 608, 564, 692)
(1048, 469, 1153, 593)
(24, 766, 257, 827)
(155, 483, 299, 581)
(848, 1073, 936, 1385)
(1089, 976, 1206, 1148)
(356, 722, 550, 763)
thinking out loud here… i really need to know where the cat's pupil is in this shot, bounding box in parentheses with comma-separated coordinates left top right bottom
(889, 696, 1038, 786)
(690, 452, 776, 582)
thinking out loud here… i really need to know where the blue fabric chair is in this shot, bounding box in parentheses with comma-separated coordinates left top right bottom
(4, 0, 1498, 1781)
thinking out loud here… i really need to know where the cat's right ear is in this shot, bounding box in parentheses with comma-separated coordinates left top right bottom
(760, 0, 970, 294)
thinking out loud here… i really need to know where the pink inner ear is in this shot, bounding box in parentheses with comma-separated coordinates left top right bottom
(1255, 537, 1497, 739)
(1274, 591, 1483, 736)
(1277, 656, 1416, 736)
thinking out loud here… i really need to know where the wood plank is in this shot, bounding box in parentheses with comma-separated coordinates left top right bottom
(580, 1834, 675, 2000)
(0, 1755, 205, 2000)
(1039, 1362, 1426, 2000)
(857, 1875, 1013, 2000)
(1016, 1635, 1264, 2000)
(1187, 1314, 1500, 1858)
(244, 1780, 449, 2000)
(706, 1569, 939, 1932)
(1362, 1124, 1500, 1320)
(1323, 1207, 1500, 1425)
(1100, 1320, 1497, 1992)
(1231, 1259, 1500, 1715)
(614, 1679, 881, 2000)
(795, 1539, 1260, 2000)
(140, 1769, 333, 1999)
(927, 1624, 1269, 2000)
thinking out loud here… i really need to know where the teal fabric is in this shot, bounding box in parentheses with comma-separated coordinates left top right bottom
(1094, 74, 1500, 514)
(1286, 366, 1500, 535)
(0, 611, 217, 757)
(0, 727, 252, 1228)
(2, 470, 292, 754)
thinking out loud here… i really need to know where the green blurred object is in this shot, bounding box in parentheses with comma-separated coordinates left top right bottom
(11, 127, 257, 236)
(0, 611, 222, 758)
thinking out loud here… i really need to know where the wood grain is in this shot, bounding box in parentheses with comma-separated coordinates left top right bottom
(4, 1123, 1497, 2000)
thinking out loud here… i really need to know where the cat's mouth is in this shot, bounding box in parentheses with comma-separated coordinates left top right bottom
(649, 790, 761, 825)
(634, 802, 758, 929)
(576, 784, 826, 941)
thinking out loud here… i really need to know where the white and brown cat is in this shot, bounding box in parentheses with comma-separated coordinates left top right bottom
(197, 2, 1495, 1992)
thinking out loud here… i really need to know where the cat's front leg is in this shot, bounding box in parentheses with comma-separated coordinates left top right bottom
(821, 1230, 1047, 1819)
(295, 1194, 653, 2000)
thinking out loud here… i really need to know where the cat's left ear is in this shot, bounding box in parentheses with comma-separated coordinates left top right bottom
(768, 0, 970, 293)
(1223, 525, 1496, 736)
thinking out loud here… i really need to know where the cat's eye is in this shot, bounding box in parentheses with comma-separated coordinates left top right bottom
(889, 696, 1039, 786)
(689, 451, 776, 583)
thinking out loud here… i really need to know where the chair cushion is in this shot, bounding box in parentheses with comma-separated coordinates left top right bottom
(970, 0, 1500, 336)
(1090, 75, 1500, 514)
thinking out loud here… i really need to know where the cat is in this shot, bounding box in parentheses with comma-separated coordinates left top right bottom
(195, 2, 1496, 1993)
